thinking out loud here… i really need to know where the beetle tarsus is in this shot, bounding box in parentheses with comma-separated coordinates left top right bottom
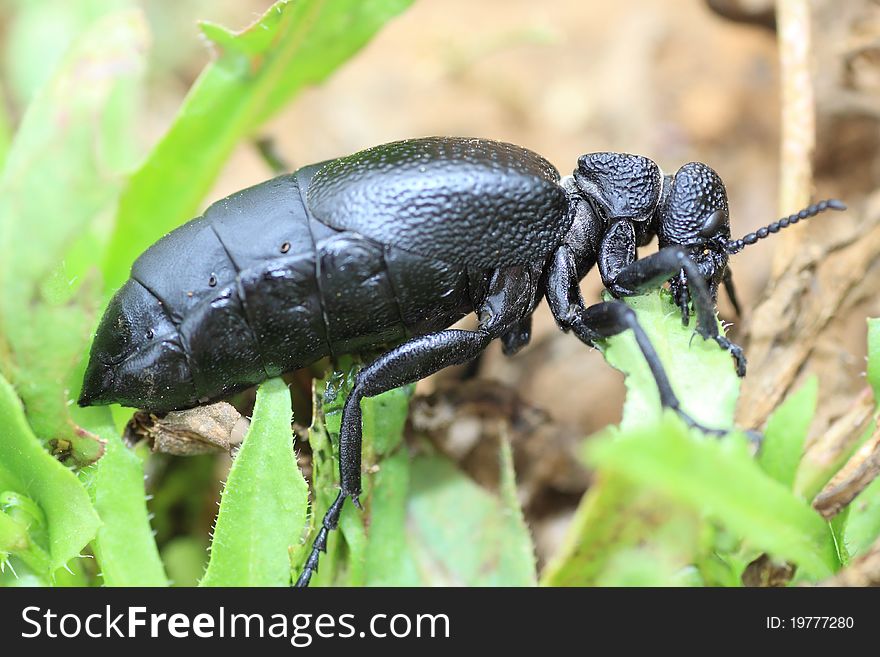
(296, 491, 347, 588)
(714, 335, 747, 377)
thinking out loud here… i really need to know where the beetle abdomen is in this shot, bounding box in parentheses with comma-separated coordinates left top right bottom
(315, 234, 473, 354)
(104, 139, 558, 411)
(305, 137, 570, 268)
(316, 233, 405, 353)
(131, 175, 329, 402)
(382, 244, 472, 336)
(130, 169, 472, 405)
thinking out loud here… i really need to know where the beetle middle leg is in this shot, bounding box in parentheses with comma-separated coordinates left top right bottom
(546, 245, 724, 435)
(500, 315, 533, 356)
(296, 266, 536, 587)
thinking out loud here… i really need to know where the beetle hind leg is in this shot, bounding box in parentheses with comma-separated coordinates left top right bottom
(295, 266, 537, 587)
(295, 329, 499, 588)
(295, 491, 345, 588)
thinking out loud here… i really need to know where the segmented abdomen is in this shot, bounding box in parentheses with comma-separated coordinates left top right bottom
(130, 170, 471, 404)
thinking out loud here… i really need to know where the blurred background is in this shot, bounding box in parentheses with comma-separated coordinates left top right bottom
(2, 0, 878, 571)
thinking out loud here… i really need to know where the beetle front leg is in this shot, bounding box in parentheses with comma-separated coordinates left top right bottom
(576, 301, 725, 436)
(722, 266, 742, 318)
(547, 245, 724, 436)
(608, 246, 746, 377)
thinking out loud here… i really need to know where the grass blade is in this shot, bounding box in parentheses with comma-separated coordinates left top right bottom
(759, 376, 817, 489)
(201, 378, 308, 586)
(586, 415, 840, 579)
(81, 423, 167, 586)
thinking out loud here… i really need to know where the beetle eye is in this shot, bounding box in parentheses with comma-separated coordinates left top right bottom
(699, 209, 727, 237)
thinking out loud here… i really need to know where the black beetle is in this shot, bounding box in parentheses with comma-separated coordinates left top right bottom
(78, 136, 844, 586)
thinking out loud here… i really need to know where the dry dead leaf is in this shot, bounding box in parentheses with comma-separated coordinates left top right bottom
(125, 402, 249, 455)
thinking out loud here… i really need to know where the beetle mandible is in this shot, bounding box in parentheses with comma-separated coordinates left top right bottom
(78, 136, 844, 586)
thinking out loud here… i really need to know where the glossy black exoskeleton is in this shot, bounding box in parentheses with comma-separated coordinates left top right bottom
(78, 137, 844, 586)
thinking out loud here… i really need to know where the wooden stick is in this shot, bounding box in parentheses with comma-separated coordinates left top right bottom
(774, 0, 816, 276)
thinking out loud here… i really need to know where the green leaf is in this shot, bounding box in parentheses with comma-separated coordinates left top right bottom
(595, 548, 699, 587)
(362, 384, 414, 459)
(759, 376, 817, 489)
(405, 454, 537, 586)
(0, 374, 100, 574)
(867, 318, 880, 404)
(161, 538, 209, 588)
(0, 7, 146, 309)
(0, 9, 148, 465)
(0, 491, 52, 576)
(303, 365, 356, 586)
(496, 436, 538, 580)
(541, 474, 645, 586)
(829, 508, 850, 567)
(363, 450, 421, 586)
(301, 362, 415, 586)
(586, 415, 839, 579)
(540, 471, 701, 586)
(600, 290, 740, 430)
(0, 84, 11, 170)
(0, 511, 31, 558)
(303, 361, 535, 586)
(845, 475, 880, 558)
(81, 421, 167, 586)
(103, 0, 414, 292)
(2, 0, 134, 108)
(201, 378, 308, 586)
(544, 290, 830, 586)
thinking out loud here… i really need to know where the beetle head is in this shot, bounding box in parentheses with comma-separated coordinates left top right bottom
(656, 162, 731, 314)
(656, 161, 847, 320)
(78, 280, 197, 411)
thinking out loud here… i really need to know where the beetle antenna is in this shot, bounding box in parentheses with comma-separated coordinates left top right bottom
(725, 199, 846, 254)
